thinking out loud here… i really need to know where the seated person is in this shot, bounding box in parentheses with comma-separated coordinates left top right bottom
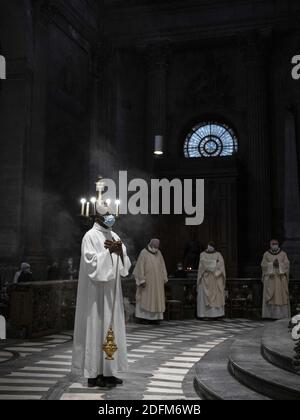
(174, 262, 187, 278)
(13, 263, 34, 284)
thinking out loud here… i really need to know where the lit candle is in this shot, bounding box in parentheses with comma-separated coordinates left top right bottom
(115, 200, 120, 217)
(80, 199, 86, 216)
(96, 177, 104, 204)
(90, 197, 97, 215)
(86, 202, 90, 217)
(106, 199, 111, 207)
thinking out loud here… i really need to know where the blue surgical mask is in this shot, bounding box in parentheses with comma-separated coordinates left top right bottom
(103, 214, 116, 229)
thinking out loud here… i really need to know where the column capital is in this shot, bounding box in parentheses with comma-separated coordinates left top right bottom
(144, 40, 171, 71)
(32, 0, 57, 26)
(239, 29, 272, 67)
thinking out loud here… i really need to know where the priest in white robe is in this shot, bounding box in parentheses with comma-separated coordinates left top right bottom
(261, 239, 290, 319)
(133, 239, 168, 323)
(72, 209, 131, 388)
(197, 241, 226, 319)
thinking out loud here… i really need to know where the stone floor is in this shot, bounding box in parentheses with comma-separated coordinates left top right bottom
(0, 319, 264, 400)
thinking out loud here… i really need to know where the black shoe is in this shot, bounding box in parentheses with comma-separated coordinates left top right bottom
(103, 376, 123, 385)
(97, 376, 116, 388)
(88, 378, 97, 388)
(88, 377, 114, 389)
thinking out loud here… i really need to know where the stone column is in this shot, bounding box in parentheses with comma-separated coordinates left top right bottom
(145, 42, 169, 172)
(0, 2, 34, 276)
(270, 48, 287, 242)
(22, 1, 53, 277)
(244, 35, 272, 273)
(90, 39, 115, 180)
(89, 44, 102, 186)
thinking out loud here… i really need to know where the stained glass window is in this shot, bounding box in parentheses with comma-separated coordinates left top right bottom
(184, 121, 238, 158)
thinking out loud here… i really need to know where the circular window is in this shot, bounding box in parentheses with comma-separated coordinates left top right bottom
(184, 121, 238, 158)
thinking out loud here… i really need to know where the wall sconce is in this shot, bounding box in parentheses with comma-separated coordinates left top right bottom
(154, 135, 164, 156)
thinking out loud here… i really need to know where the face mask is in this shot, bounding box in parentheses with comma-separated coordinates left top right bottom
(149, 246, 158, 254)
(207, 245, 215, 252)
(103, 215, 116, 229)
(271, 245, 279, 251)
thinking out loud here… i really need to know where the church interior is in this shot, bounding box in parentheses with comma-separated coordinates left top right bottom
(0, 0, 300, 401)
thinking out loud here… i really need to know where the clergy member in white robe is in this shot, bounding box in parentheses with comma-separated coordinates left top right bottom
(261, 239, 290, 319)
(197, 242, 226, 319)
(72, 211, 131, 388)
(133, 239, 168, 323)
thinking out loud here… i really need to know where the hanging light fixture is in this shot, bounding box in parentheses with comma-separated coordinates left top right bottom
(154, 135, 164, 156)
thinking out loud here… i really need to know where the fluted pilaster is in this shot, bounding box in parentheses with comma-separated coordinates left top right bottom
(22, 1, 54, 275)
(244, 34, 272, 265)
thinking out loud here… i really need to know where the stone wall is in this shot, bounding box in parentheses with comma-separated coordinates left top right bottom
(1, 1, 300, 279)
(0, 0, 98, 278)
(99, 0, 300, 276)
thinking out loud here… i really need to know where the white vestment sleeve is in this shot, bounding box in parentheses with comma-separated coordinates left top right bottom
(261, 253, 273, 280)
(133, 252, 146, 285)
(215, 253, 226, 280)
(82, 235, 114, 282)
(267, 262, 274, 275)
(159, 251, 169, 284)
(279, 253, 290, 277)
(119, 243, 131, 277)
(197, 254, 206, 286)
